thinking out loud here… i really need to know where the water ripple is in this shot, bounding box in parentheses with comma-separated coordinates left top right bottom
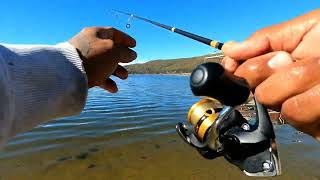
(2, 75, 316, 158)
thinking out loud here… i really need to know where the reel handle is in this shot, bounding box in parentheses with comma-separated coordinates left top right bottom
(190, 62, 250, 106)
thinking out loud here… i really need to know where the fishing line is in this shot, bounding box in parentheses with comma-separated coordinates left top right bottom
(108, 10, 128, 28)
(126, 14, 134, 29)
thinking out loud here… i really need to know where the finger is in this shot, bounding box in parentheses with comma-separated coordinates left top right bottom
(99, 78, 118, 93)
(113, 65, 128, 80)
(255, 58, 320, 110)
(222, 36, 271, 61)
(96, 41, 137, 63)
(222, 12, 318, 61)
(221, 56, 239, 73)
(234, 51, 293, 89)
(97, 27, 136, 48)
(113, 28, 136, 47)
(281, 83, 320, 138)
(114, 46, 137, 63)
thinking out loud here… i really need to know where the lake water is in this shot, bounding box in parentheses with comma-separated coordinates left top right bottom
(0, 75, 319, 180)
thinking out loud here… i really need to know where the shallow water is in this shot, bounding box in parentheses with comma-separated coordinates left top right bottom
(0, 75, 319, 180)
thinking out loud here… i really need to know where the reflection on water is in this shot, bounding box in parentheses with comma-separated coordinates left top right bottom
(0, 75, 320, 180)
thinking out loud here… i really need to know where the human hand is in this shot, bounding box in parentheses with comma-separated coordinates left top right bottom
(221, 9, 320, 139)
(69, 27, 137, 93)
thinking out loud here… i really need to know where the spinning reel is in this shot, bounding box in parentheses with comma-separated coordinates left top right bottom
(176, 62, 281, 177)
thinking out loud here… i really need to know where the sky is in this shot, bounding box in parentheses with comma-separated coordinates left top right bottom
(0, 0, 320, 63)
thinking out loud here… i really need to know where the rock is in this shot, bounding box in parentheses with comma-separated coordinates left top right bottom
(57, 156, 72, 162)
(88, 148, 99, 153)
(141, 156, 147, 160)
(76, 152, 89, 160)
(88, 164, 96, 169)
(154, 144, 161, 149)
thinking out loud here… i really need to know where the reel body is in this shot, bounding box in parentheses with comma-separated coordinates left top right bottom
(176, 62, 281, 177)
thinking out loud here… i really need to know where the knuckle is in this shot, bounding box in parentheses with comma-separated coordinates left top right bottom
(82, 27, 97, 34)
(105, 39, 114, 48)
(82, 27, 90, 33)
(98, 27, 116, 39)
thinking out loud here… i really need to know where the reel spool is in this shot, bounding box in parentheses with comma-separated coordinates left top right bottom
(187, 98, 221, 142)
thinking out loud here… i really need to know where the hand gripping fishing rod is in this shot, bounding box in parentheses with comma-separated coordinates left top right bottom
(110, 10, 281, 177)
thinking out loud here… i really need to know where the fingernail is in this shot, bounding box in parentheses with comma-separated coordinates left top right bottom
(221, 41, 239, 53)
(268, 52, 293, 69)
(131, 51, 137, 59)
(111, 86, 118, 93)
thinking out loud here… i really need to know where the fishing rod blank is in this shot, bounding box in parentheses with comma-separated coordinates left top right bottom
(110, 10, 224, 50)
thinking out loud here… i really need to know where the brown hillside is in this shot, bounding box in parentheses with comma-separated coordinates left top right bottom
(125, 53, 224, 74)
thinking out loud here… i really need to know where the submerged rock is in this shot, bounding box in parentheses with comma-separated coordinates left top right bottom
(76, 152, 89, 160)
(88, 164, 96, 169)
(154, 144, 161, 149)
(140, 156, 147, 160)
(57, 156, 72, 162)
(88, 148, 99, 153)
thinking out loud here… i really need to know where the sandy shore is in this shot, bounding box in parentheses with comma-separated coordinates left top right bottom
(0, 134, 319, 180)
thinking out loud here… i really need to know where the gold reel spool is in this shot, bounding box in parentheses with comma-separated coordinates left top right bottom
(188, 98, 222, 141)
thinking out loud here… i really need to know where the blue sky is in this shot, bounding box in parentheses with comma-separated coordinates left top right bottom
(1, 1, 319, 63)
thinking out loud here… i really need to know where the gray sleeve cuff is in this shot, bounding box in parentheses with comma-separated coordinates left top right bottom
(54, 42, 86, 74)
(0, 42, 88, 138)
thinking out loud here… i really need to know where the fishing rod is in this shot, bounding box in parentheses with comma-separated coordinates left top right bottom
(109, 10, 282, 177)
(110, 9, 224, 50)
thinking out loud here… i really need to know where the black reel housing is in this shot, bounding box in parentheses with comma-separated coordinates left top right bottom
(176, 62, 281, 177)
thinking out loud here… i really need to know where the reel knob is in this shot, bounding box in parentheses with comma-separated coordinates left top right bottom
(190, 63, 250, 106)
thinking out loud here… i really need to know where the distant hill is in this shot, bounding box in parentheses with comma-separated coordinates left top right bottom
(125, 53, 224, 74)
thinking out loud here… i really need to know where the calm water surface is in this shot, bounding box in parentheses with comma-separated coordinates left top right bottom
(2, 75, 194, 156)
(0, 75, 319, 180)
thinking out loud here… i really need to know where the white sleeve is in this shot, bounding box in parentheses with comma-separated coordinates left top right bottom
(0, 42, 88, 144)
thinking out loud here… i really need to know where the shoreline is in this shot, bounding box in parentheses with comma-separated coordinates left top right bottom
(1, 133, 319, 180)
(129, 73, 191, 76)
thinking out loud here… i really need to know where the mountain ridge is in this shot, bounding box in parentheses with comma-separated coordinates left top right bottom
(125, 53, 224, 74)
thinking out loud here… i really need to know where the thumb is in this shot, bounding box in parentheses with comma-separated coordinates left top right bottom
(222, 36, 270, 61)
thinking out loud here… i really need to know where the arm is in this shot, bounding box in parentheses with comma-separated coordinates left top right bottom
(0, 42, 88, 143)
(0, 27, 137, 144)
